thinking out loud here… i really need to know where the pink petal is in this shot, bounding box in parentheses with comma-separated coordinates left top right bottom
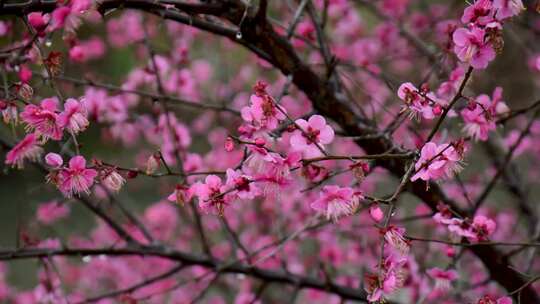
(318, 125, 335, 144)
(307, 115, 327, 130)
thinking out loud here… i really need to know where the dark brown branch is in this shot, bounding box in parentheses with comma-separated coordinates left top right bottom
(0, 246, 371, 301)
(78, 263, 185, 303)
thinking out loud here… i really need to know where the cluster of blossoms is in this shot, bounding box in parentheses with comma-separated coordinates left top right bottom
(412, 141, 465, 183)
(461, 87, 510, 141)
(397, 82, 445, 120)
(44, 153, 126, 197)
(434, 204, 497, 242)
(4, 97, 88, 169)
(364, 225, 413, 302)
(45, 154, 97, 197)
(454, 0, 524, 69)
(178, 83, 354, 221)
(240, 81, 287, 131)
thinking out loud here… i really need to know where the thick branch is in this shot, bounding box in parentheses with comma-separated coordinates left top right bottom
(0, 246, 370, 301)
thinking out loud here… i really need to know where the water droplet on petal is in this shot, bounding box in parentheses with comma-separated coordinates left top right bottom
(235, 31, 242, 40)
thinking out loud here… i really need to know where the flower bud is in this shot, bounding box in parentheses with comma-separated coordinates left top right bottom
(102, 170, 125, 192)
(445, 245, 456, 258)
(369, 204, 384, 222)
(350, 161, 369, 183)
(18, 65, 32, 83)
(145, 154, 160, 175)
(45, 153, 63, 168)
(168, 184, 190, 206)
(17, 83, 33, 101)
(254, 137, 266, 147)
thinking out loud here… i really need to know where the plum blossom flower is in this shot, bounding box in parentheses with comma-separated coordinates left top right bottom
(438, 213, 497, 242)
(383, 225, 410, 256)
(145, 154, 160, 175)
(58, 156, 97, 197)
(193, 175, 230, 215)
(21, 97, 63, 141)
(51, 0, 91, 32)
(433, 203, 455, 225)
(45, 152, 63, 168)
(252, 151, 301, 197)
(493, 0, 525, 20)
(470, 215, 497, 242)
(144, 202, 178, 241)
(0, 100, 18, 124)
(5, 133, 43, 168)
(453, 26, 496, 69)
(310, 185, 361, 222)
(427, 268, 458, 291)
(27, 12, 49, 36)
(57, 98, 89, 135)
(397, 82, 442, 120)
(290, 115, 334, 157)
(167, 184, 193, 206)
(447, 218, 477, 239)
(364, 255, 407, 303)
(461, 0, 494, 25)
(36, 201, 70, 225)
(225, 169, 260, 200)
(411, 142, 463, 182)
(461, 87, 509, 141)
(241, 81, 286, 131)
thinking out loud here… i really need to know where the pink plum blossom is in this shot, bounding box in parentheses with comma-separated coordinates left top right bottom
(397, 82, 442, 120)
(310, 185, 361, 222)
(411, 142, 463, 182)
(241, 82, 286, 131)
(427, 268, 458, 291)
(21, 97, 63, 141)
(5, 133, 43, 168)
(58, 156, 97, 197)
(461, 87, 509, 141)
(493, 0, 525, 20)
(58, 98, 89, 135)
(225, 169, 260, 200)
(193, 175, 230, 215)
(461, 0, 494, 25)
(290, 115, 335, 157)
(36, 201, 70, 225)
(453, 26, 496, 69)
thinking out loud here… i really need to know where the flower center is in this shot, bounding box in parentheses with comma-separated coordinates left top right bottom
(302, 127, 320, 144)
